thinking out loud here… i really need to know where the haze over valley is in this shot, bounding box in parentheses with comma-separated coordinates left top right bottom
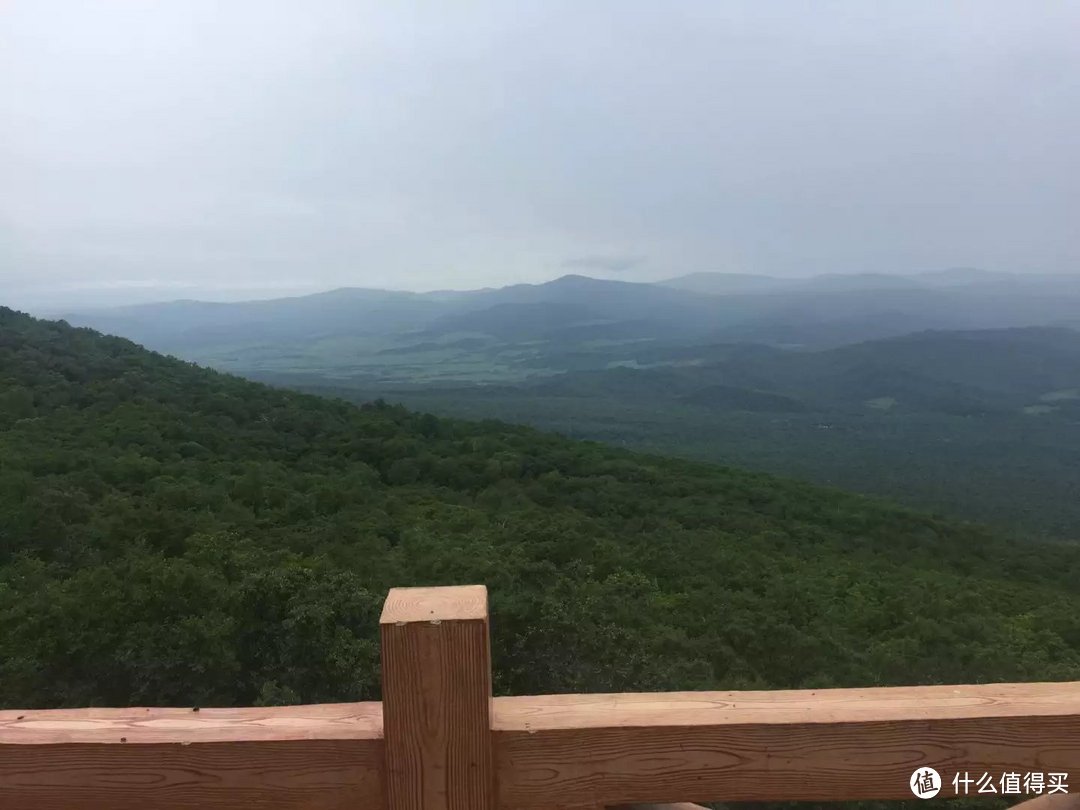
(57, 268, 1080, 538)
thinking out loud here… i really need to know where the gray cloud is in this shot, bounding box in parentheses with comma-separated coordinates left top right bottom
(2, 0, 1078, 310)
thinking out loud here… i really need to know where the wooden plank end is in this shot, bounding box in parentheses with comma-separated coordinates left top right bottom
(380, 584, 488, 625)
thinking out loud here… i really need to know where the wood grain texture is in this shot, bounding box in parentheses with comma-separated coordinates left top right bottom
(0, 703, 384, 810)
(2, 671, 1078, 809)
(0, 702, 383, 744)
(381, 585, 488, 624)
(493, 682, 1080, 807)
(381, 585, 494, 810)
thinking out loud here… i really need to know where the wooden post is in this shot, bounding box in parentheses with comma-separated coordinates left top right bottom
(380, 585, 495, 810)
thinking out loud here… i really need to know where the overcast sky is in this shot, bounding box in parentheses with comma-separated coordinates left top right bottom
(3, 1, 1079, 308)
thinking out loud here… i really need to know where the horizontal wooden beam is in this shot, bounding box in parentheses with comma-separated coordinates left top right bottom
(3, 681, 1079, 809)
(493, 681, 1080, 808)
(0, 703, 384, 810)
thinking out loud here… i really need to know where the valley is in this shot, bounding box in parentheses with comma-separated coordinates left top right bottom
(62, 271, 1080, 540)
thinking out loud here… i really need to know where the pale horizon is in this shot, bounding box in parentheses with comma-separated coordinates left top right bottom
(4, 1, 1079, 312)
(15, 263, 1080, 316)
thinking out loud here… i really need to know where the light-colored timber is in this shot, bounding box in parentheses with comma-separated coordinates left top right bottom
(381, 584, 488, 624)
(380, 584, 495, 810)
(0, 702, 382, 744)
(493, 683, 1080, 807)
(0, 703, 384, 810)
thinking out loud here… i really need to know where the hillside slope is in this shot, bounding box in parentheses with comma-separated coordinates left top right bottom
(2, 308, 1079, 710)
(296, 327, 1080, 537)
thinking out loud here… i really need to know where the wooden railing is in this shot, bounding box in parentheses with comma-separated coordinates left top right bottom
(1, 585, 1077, 809)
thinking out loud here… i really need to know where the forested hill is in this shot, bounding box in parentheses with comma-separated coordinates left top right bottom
(2, 306, 1079, 711)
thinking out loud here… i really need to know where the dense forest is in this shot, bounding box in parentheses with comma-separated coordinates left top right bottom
(297, 372, 1080, 540)
(2, 307, 1080, 712)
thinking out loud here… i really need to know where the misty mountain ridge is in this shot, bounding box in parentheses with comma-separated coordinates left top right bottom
(59, 268, 1080, 360)
(661, 267, 1080, 294)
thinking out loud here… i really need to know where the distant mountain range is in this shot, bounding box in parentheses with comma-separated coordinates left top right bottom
(57, 269, 1080, 361)
(660, 267, 1078, 294)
